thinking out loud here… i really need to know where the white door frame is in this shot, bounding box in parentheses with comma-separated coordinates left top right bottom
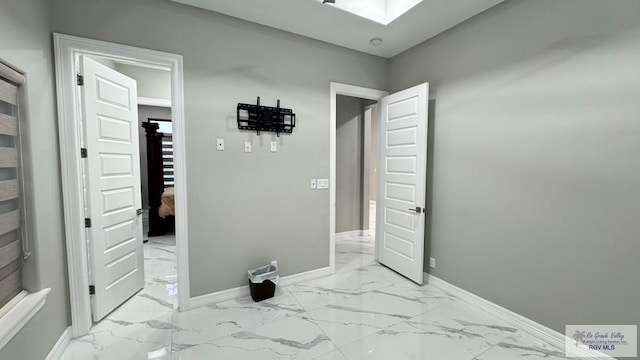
(329, 82, 388, 273)
(53, 33, 190, 338)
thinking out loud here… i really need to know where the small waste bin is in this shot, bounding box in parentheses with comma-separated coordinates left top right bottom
(248, 264, 279, 302)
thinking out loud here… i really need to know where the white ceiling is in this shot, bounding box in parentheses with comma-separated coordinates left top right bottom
(171, 0, 504, 58)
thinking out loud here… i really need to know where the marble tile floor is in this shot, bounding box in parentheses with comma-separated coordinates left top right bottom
(60, 234, 567, 360)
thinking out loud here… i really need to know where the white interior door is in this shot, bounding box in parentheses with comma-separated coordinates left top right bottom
(80, 56, 145, 321)
(376, 83, 429, 284)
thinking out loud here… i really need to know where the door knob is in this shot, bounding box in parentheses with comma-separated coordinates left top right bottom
(136, 209, 143, 216)
(408, 206, 423, 213)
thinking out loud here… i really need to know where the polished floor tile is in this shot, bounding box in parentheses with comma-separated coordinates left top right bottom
(305, 297, 405, 347)
(339, 319, 478, 360)
(60, 235, 177, 360)
(314, 349, 349, 360)
(172, 288, 305, 348)
(172, 315, 335, 360)
(473, 331, 567, 360)
(60, 233, 566, 360)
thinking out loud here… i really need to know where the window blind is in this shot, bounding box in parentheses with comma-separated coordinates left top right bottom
(162, 134, 174, 187)
(0, 62, 26, 310)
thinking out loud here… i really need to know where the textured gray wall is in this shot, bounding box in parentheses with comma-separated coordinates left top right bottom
(0, 0, 70, 358)
(50, 0, 388, 296)
(361, 103, 378, 231)
(336, 95, 364, 233)
(390, 0, 640, 334)
(369, 105, 379, 201)
(115, 64, 171, 101)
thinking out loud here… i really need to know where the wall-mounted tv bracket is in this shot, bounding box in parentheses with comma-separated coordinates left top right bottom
(237, 97, 296, 136)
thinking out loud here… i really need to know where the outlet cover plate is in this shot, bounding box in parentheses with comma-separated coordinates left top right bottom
(317, 178, 329, 189)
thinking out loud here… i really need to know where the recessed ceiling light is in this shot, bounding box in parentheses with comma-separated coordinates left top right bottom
(370, 38, 382, 47)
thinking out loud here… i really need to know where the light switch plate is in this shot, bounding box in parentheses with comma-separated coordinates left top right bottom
(317, 178, 329, 189)
(244, 141, 252, 153)
(270, 141, 277, 152)
(216, 138, 224, 151)
(310, 179, 317, 189)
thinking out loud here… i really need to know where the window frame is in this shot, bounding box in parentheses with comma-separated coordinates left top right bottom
(0, 59, 50, 351)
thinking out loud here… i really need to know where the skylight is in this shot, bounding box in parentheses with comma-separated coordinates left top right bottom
(320, 0, 423, 25)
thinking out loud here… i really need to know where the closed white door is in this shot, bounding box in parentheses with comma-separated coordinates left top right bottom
(80, 56, 145, 321)
(376, 83, 429, 284)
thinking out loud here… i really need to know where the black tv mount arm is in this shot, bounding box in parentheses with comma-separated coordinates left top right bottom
(237, 97, 296, 136)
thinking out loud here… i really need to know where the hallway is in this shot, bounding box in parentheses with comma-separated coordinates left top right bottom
(60, 234, 565, 359)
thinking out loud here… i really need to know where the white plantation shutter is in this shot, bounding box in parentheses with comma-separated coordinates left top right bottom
(162, 134, 174, 187)
(0, 62, 27, 310)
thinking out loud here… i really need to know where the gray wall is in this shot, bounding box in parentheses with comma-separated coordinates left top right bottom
(390, 0, 640, 334)
(336, 95, 364, 233)
(138, 105, 172, 209)
(361, 103, 378, 231)
(0, 0, 70, 358)
(336, 97, 377, 233)
(368, 105, 379, 201)
(51, 0, 388, 296)
(115, 63, 171, 101)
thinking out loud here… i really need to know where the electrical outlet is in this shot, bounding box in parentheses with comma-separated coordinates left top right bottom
(310, 179, 317, 189)
(317, 178, 329, 189)
(430, 257, 436, 269)
(271, 260, 277, 268)
(244, 141, 252, 153)
(216, 138, 224, 151)
(270, 141, 277, 152)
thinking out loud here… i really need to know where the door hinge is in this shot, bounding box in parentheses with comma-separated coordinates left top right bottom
(85, 218, 92, 228)
(89, 285, 95, 295)
(77, 74, 84, 86)
(80, 148, 88, 158)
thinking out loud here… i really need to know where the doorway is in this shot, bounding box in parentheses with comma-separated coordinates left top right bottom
(329, 83, 387, 273)
(54, 34, 189, 338)
(334, 95, 378, 271)
(87, 55, 178, 326)
(329, 82, 430, 284)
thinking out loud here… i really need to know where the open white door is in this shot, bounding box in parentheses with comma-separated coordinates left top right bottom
(376, 83, 429, 284)
(80, 56, 145, 321)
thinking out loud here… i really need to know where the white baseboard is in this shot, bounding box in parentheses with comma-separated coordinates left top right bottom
(426, 274, 612, 360)
(279, 267, 331, 287)
(361, 229, 375, 237)
(189, 266, 331, 309)
(189, 285, 250, 309)
(45, 326, 72, 360)
(335, 230, 370, 241)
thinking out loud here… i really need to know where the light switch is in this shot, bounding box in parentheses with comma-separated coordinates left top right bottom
(270, 141, 277, 152)
(317, 178, 329, 189)
(216, 139, 224, 151)
(244, 141, 252, 153)
(310, 179, 317, 189)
